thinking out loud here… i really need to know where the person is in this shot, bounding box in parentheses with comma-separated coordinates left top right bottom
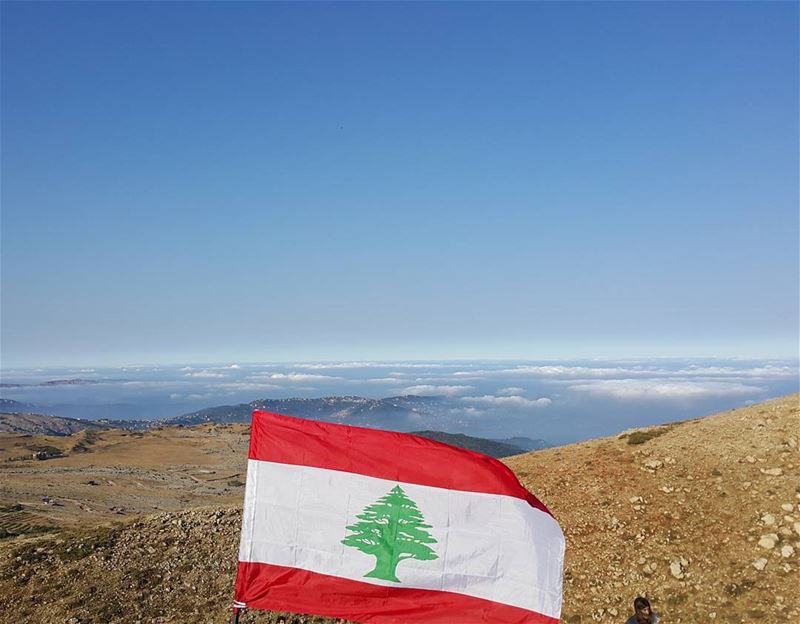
(276, 618, 286, 624)
(626, 596, 660, 624)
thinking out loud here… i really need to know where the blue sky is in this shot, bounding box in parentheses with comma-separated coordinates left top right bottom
(2, 2, 798, 368)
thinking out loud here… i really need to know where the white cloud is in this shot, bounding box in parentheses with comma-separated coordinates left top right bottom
(401, 385, 474, 397)
(184, 370, 226, 378)
(267, 373, 343, 382)
(497, 387, 526, 396)
(169, 393, 182, 400)
(216, 382, 282, 392)
(674, 365, 798, 379)
(503, 363, 799, 381)
(291, 362, 451, 370)
(568, 379, 763, 400)
(505, 365, 650, 378)
(462, 395, 552, 408)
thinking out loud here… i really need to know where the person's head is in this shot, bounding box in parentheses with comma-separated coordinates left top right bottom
(633, 597, 652, 622)
(276, 618, 286, 624)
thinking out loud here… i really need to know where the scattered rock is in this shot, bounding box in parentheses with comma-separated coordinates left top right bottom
(670, 557, 689, 579)
(758, 534, 779, 549)
(780, 545, 795, 558)
(753, 558, 768, 571)
(761, 468, 784, 476)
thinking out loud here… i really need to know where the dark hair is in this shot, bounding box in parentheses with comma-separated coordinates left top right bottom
(634, 596, 651, 610)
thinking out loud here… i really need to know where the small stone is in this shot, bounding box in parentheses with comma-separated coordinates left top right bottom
(629, 496, 643, 504)
(742, 482, 752, 490)
(781, 545, 795, 558)
(645, 460, 663, 471)
(759, 534, 779, 549)
(745, 455, 757, 463)
(762, 468, 783, 476)
(762, 513, 776, 525)
(782, 503, 794, 512)
(793, 522, 800, 536)
(670, 557, 688, 579)
(753, 558, 768, 571)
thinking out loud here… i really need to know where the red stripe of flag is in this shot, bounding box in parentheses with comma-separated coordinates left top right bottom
(249, 410, 552, 516)
(236, 561, 559, 624)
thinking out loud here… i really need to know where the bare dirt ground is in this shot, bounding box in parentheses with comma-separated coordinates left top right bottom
(506, 393, 800, 623)
(0, 424, 250, 535)
(0, 395, 797, 623)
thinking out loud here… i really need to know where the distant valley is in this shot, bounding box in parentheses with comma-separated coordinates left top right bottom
(0, 395, 548, 457)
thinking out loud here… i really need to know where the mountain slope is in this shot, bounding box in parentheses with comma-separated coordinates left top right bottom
(410, 430, 525, 457)
(0, 412, 110, 436)
(168, 395, 453, 431)
(0, 394, 797, 623)
(505, 393, 800, 623)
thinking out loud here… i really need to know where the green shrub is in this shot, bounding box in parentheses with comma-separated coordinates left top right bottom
(625, 427, 672, 445)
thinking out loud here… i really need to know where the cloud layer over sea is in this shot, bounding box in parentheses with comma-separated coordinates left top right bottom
(1, 358, 797, 444)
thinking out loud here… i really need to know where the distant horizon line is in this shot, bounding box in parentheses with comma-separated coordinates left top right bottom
(2, 353, 799, 372)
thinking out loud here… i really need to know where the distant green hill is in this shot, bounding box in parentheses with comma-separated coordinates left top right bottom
(409, 430, 526, 458)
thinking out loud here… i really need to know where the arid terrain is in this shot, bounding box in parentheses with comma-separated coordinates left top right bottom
(0, 395, 797, 623)
(0, 423, 250, 536)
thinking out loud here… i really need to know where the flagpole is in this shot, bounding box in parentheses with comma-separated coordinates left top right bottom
(231, 606, 240, 624)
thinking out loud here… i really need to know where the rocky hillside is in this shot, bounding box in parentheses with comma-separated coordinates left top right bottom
(506, 393, 800, 623)
(0, 395, 797, 623)
(168, 395, 447, 428)
(0, 412, 110, 436)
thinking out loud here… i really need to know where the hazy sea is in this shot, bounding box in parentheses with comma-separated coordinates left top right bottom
(1, 358, 797, 445)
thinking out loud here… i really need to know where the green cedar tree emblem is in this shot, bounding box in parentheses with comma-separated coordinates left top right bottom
(341, 485, 439, 583)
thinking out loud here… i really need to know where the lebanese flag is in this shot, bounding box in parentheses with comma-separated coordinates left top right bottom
(234, 410, 565, 623)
